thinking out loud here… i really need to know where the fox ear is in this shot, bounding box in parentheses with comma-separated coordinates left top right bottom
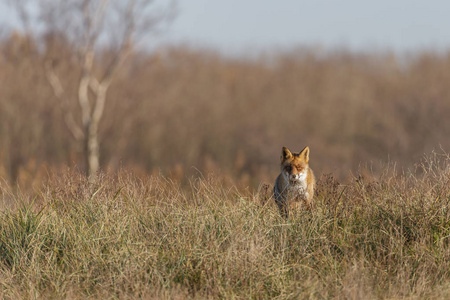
(299, 146, 310, 163)
(281, 147, 293, 161)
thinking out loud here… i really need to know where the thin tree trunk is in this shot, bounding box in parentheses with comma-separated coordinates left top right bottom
(85, 83, 108, 181)
(85, 121, 100, 181)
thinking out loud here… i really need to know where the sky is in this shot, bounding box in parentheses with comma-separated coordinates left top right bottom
(161, 0, 450, 54)
(2, 0, 450, 55)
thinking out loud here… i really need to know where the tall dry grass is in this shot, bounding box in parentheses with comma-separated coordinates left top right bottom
(1, 153, 450, 299)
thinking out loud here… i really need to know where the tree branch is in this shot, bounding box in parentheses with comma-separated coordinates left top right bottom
(45, 61, 84, 141)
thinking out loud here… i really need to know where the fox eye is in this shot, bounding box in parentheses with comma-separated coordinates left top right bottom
(297, 166, 303, 171)
(285, 166, 292, 172)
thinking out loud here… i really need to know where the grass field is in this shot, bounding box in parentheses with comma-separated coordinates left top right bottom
(1, 154, 450, 299)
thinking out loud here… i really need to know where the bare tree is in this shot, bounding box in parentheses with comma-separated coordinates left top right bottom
(7, 0, 175, 180)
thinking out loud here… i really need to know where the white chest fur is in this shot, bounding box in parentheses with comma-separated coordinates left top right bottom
(282, 171, 309, 199)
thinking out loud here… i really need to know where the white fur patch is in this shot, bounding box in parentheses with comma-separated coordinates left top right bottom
(283, 170, 308, 198)
(297, 172, 307, 181)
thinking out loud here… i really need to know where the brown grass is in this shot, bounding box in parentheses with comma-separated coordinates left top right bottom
(0, 153, 450, 299)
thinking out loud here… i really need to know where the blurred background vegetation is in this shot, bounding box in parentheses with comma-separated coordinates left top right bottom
(1, 30, 450, 188)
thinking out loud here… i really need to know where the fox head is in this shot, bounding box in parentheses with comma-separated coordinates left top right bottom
(280, 146, 310, 183)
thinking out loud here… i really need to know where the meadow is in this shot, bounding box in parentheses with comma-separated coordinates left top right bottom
(1, 153, 450, 299)
(2, 32, 450, 299)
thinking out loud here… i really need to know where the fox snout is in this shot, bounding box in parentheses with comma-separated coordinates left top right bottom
(289, 173, 300, 181)
(286, 171, 305, 183)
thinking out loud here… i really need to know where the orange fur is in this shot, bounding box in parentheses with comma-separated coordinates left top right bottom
(274, 146, 316, 218)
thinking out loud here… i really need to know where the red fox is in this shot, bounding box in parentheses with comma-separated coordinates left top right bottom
(274, 146, 316, 218)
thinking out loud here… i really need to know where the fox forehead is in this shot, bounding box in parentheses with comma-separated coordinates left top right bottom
(282, 155, 308, 167)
